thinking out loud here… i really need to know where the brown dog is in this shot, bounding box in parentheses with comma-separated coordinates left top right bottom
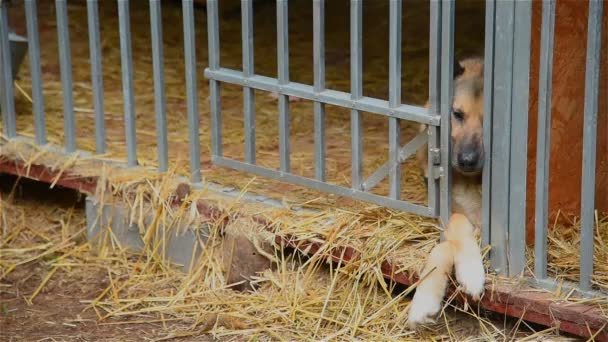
(417, 57, 484, 229)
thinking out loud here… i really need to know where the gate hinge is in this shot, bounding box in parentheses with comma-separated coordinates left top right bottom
(431, 166, 444, 180)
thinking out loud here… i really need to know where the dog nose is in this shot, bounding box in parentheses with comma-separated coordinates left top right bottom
(458, 151, 479, 169)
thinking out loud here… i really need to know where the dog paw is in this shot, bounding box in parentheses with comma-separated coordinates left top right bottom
(454, 258, 485, 299)
(408, 291, 442, 329)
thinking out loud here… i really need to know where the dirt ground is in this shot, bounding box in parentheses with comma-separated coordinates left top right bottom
(0, 175, 581, 342)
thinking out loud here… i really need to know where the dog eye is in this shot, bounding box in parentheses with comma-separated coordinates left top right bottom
(453, 110, 464, 121)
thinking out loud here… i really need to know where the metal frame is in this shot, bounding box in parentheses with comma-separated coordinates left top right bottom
(0, 0, 605, 299)
(203, 0, 448, 218)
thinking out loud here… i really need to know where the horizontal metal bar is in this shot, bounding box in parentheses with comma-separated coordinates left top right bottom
(579, 0, 603, 292)
(213, 156, 435, 218)
(25, 0, 47, 146)
(362, 131, 428, 192)
(204, 68, 439, 125)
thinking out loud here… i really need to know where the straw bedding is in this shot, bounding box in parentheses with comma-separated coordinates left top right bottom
(1, 0, 607, 339)
(1, 173, 579, 341)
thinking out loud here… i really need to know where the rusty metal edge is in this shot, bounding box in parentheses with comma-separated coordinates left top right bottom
(0, 157, 606, 341)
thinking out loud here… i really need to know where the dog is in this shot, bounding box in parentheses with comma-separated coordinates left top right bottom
(408, 58, 486, 328)
(417, 57, 484, 230)
(407, 213, 485, 328)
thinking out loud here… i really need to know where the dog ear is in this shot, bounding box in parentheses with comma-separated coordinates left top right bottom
(454, 58, 464, 79)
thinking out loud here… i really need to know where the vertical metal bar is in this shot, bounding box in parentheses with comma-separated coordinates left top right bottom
(207, 0, 222, 157)
(534, 0, 556, 280)
(87, 0, 106, 154)
(150, 0, 169, 173)
(481, 0, 495, 249)
(388, 0, 402, 200)
(242, 0, 256, 165)
(0, 1, 16, 138)
(277, 0, 290, 173)
(489, 0, 515, 274)
(579, 0, 603, 292)
(182, 0, 201, 182)
(117, 0, 137, 166)
(427, 0, 441, 216)
(440, 0, 455, 228)
(350, 0, 363, 190)
(56, 0, 76, 152)
(313, 0, 326, 182)
(25, 0, 47, 145)
(508, 0, 532, 276)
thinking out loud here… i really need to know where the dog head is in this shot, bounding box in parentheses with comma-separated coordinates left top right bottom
(451, 58, 484, 175)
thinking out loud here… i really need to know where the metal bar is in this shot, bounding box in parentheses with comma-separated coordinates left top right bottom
(427, 0, 441, 215)
(489, 0, 515, 274)
(439, 0, 455, 228)
(534, 0, 556, 280)
(56, 0, 76, 152)
(362, 132, 427, 192)
(213, 156, 435, 218)
(205, 68, 438, 125)
(25, 0, 47, 145)
(313, 0, 326, 181)
(350, 0, 363, 190)
(388, 0, 402, 200)
(117, 0, 137, 166)
(579, 0, 603, 292)
(277, 0, 290, 173)
(481, 0, 495, 250)
(0, 1, 16, 138)
(150, 0, 169, 173)
(242, 0, 256, 164)
(206, 0, 222, 157)
(183, 0, 201, 182)
(86, 0, 105, 154)
(507, 0, 532, 276)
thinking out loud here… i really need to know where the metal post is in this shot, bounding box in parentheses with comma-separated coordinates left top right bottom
(25, 0, 47, 145)
(427, 0, 441, 216)
(56, 0, 77, 152)
(87, 0, 106, 154)
(117, 0, 137, 166)
(579, 0, 604, 292)
(388, 0, 402, 200)
(183, 0, 202, 182)
(534, 0, 556, 280)
(150, 0, 169, 173)
(242, 0, 256, 165)
(350, 0, 363, 190)
(277, 0, 290, 173)
(207, 0, 222, 158)
(313, 0, 326, 182)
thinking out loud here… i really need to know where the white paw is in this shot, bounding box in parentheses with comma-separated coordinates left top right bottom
(408, 290, 442, 328)
(454, 257, 485, 300)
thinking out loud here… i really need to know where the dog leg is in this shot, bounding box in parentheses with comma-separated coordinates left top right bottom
(408, 241, 455, 328)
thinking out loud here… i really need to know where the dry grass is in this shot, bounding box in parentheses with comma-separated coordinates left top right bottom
(1, 1, 607, 339)
(1, 176, 578, 341)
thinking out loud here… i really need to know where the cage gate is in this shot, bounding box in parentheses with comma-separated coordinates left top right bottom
(203, 0, 453, 223)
